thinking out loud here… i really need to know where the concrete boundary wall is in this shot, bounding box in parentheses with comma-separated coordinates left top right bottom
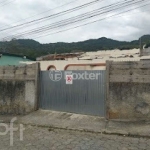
(141, 47, 150, 56)
(0, 63, 40, 115)
(106, 60, 150, 121)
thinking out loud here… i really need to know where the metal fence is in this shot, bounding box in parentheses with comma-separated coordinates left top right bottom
(40, 70, 106, 116)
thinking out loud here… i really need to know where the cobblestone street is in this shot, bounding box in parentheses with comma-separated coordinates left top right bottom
(0, 124, 149, 150)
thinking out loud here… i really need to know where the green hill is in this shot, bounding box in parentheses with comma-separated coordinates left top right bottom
(0, 35, 150, 59)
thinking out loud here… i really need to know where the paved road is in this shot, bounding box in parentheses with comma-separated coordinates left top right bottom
(0, 124, 149, 150)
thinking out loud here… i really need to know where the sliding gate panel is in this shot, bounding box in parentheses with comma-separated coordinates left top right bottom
(40, 70, 105, 116)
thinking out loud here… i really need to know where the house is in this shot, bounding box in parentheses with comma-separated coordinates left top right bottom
(21, 49, 140, 71)
(0, 53, 34, 66)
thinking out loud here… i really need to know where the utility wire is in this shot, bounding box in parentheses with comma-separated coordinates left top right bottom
(3, 0, 149, 39)
(34, 2, 150, 39)
(1, 0, 140, 37)
(23, 0, 144, 35)
(0, 0, 79, 28)
(0, 0, 104, 32)
(4, 0, 126, 36)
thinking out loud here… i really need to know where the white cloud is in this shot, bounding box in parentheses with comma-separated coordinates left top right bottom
(0, 0, 150, 43)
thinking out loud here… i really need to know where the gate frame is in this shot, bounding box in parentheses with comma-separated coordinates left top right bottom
(39, 69, 107, 117)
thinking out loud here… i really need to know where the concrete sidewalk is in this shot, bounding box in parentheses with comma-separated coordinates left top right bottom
(1, 109, 150, 137)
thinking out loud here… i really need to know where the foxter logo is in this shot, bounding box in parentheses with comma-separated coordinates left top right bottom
(0, 117, 25, 146)
(49, 70, 62, 82)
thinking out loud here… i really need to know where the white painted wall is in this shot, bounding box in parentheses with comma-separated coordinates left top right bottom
(20, 49, 140, 71)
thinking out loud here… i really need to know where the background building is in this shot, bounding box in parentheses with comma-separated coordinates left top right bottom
(22, 49, 141, 71)
(0, 53, 34, 66)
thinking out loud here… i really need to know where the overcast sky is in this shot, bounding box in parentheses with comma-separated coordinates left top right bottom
(0, 0, 150, 43)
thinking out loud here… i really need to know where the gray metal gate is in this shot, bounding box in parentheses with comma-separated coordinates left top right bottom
(40, 70, 106, 116)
